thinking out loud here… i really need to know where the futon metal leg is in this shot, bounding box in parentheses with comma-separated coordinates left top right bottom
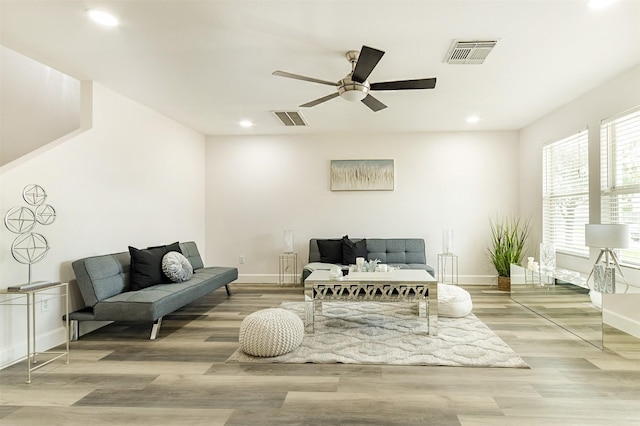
(225, 284, 232, 296)
(150, 317, 163, 340)
(70, 320, 79, 341)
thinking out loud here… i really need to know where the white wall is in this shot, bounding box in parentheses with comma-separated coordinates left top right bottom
(518, 64, 640, 335)
(0, 82, 206, 367)
(0, 46, 81, 166)
(205, 131, 519, 284)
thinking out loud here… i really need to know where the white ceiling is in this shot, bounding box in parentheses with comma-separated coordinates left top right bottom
(1, 0, 639, 136)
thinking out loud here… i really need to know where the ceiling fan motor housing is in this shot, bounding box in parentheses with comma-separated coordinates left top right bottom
(338, 76, 370, 101)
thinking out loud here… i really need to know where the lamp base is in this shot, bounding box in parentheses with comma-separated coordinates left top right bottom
(593, 264, 615, 294)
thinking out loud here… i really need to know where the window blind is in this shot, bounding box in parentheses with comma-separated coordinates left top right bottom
(600, 106, 640, 266)
(542, 129, 589, 257)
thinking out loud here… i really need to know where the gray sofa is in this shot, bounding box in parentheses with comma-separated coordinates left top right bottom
(302, 238, 434, 282)
(68, 241, 237, 340)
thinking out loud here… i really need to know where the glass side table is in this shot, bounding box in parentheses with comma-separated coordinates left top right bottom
(0, 281, 70, 383)
(279, 252, 298, 286)
(437, 253, 458, 285)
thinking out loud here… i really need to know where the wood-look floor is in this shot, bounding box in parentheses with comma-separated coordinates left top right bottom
(1, 284, 639, 426)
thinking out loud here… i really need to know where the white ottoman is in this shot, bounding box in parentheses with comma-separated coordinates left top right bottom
(239, 308, 304, 357)
(438, 283, 473, 317)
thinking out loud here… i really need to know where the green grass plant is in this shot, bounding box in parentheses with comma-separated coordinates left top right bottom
(488, 216, 531, 277)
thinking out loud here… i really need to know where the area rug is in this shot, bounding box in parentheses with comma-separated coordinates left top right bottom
(227, 301, 528, 368)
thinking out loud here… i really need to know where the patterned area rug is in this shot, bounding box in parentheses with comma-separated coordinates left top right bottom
(227, 301, 528, 368)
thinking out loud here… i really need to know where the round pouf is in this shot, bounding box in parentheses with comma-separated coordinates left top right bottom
(438, 283, 473, 318)
(239, 308, 304, 357)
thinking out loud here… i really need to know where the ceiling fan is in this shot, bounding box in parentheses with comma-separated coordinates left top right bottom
(273, 45, 436, 112)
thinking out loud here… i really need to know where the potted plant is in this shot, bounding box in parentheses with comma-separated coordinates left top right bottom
(488, 215, 531, 291)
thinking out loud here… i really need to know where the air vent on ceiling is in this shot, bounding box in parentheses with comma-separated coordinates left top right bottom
(272, 110, 308, 127)
(444, 40, 498, 64)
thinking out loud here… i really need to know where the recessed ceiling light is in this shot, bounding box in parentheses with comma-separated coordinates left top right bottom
(466, 115, 480, 124)
(587, 0, 617, 10)
(239, 120, 254, 128)
(87, 10, 119, 27)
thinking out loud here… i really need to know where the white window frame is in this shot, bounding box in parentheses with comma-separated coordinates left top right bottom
(600, 106, 640, 267)
(542, 129, 590, 257)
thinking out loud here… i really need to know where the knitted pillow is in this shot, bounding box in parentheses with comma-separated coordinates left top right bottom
(162, 251, 193, 283)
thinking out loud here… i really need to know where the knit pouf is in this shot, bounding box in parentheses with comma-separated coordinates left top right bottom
(239, 308, 304, 357)
(438, 282, 473, 318)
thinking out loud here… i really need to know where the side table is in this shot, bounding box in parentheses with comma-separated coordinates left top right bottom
(438, 253, 458, 285)
(279, 252, 298, 286)
(0, 281, 70, 383)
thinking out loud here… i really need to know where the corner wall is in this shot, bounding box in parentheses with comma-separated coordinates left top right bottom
(205, 130, 519, 284)
(0, 82, 206, 367)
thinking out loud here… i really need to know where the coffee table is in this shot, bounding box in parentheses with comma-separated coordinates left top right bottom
(304, 269, 438, 336)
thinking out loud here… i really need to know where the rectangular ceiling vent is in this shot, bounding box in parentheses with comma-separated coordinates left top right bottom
(444, 40, 498, 65)
(272, 110, 308, 127)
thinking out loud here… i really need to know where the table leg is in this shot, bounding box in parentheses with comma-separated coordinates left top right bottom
(429, 281, 438, 336)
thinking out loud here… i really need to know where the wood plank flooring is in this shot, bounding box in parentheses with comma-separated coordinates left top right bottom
(1, 284, 639, 425)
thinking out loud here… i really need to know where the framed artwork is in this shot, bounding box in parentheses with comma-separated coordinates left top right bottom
(330, 159, 394, 191)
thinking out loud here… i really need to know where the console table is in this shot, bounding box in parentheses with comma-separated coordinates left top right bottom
(0, 281, 70, 383)
(510, 264, 639, 350)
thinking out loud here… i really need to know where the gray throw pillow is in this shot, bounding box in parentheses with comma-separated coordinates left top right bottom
(162, 251, 193, 283)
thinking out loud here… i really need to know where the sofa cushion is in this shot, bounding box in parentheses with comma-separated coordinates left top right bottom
(148, 241, 182, 254)
(317, 239, 343, 264)
(366, 239, 427, 264)
(179, 241, 205, 270)
(342, 236, 367, 265)
(93, 266, 239, 321)
(129, 246, 169, 290)
(162, 251, 193, 282)
(72, 252, 131, 306)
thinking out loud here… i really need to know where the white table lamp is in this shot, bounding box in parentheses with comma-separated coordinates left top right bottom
(585, 224, 630, 293)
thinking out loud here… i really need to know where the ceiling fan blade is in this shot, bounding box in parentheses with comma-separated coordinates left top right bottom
(300, 92, 340, 107)
(352, 45, 385, 83)
(370, 78, 437, 91)
(273, 70, 339, 87)
(361, 94, 387, 112)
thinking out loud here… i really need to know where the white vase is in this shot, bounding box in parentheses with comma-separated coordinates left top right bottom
(283, 229, 294, 253)
(442, 230, 453, 254)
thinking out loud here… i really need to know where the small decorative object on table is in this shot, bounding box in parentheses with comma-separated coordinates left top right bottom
(539, 242, 556, 271)
(283, 229, 294, 253)
(525, 257, 542, 287)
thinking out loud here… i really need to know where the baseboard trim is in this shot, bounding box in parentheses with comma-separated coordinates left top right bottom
(0, 326, 68, 370)
(604, 309, 640, 339)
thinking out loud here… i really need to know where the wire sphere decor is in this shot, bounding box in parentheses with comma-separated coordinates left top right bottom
(4, 206, 37, 234)
(35, 204, 56, 225)
(22, 184, 47, 206)
(11, 233, 50, 264)
(3, 185, 56, 283)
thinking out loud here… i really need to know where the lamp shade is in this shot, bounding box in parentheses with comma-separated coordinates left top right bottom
(585, 224, 630, 248)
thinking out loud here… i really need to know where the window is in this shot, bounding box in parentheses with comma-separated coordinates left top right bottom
(600, 106, 640, 266)
(542, 129, 589, 257)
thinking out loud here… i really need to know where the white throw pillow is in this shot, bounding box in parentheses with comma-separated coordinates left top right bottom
(162, 251, 193, 282)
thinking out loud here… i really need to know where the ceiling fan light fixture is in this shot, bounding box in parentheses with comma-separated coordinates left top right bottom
(340, 89, 368, 102)
(338, 78, 369, 102)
